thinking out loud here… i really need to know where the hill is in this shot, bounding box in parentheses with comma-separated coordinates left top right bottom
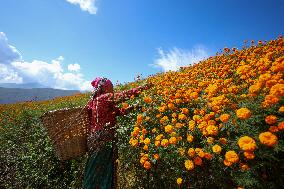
(0, 87, 80, 104)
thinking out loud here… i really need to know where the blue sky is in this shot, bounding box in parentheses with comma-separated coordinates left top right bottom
(0, 0, 283, 90)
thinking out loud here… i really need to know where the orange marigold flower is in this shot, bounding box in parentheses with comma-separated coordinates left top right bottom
(153, 154, 160, 160)
(143, 145, 149, 151)
(269, 126, 279, 133)
(238, 136, 257, 151)
(143, 161, 151, 170)
(244, 151, 255, 159)
(265, 115, 277, 125)
(207, 137, 214, 144)
(212, 144, 222, 154)
(154, 140, 161, 147)
(194, 156, 203, 166)
(206, 125, 218, 135)
(187, 148, 195, 157)
(225, 150, 239, 163)
(219, 138, 227, 145)
(176, 177, 183, 185)
(240, 163, 250, 171)
(236, 107, 251, 120)
(137, 114, 143, 124)
(181, 108, 189, 115)
(220, 114, 230, 123)
(278, 122, 284, 130)
(168, 103, 175, 110)
(223, 159, 233, 167)
(248, 84, 261, 94)
(259, 132, 278, 147)
(143, 96, 152, 103)
(184, 160, 194, 170)
(270, 83, 284, 97)
(178, 113, 187, 121)
(204, 152, 213, 160)
(169, 136, 177, 145)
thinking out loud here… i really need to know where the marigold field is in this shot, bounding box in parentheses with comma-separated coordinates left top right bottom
(1, 37, 284, 189)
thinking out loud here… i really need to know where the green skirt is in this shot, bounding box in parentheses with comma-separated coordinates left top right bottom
(83, 145, 114, 189)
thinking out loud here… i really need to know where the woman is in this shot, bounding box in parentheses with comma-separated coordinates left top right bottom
(83, 77, 151, 189)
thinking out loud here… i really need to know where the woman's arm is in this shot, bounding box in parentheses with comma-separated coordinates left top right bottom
(114, 83, 153, 104)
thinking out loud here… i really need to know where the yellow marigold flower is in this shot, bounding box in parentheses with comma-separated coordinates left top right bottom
(178, 113, 187, 121)
(188, 120, 195, 131)
(212, 144, 222, 154)
(265, 115, 277, 125)
(207, 137, 214, 144)
(164, 124, 173, 133)
(130, 139, 138, 147)
(187, 148, 195, 157)
(193, 115, 201, 121)
(244, 151, 255, 159)
(151, 128, 157, 133)
(220, 114, 230, 123)
(178, 148, 185, 156)
(176, 177, 183, 185)
(206, 125, 218, 135)
(259, 132, 278, 147)
(184, 160, 194, 170)
(155, 134, 163, 141)
(236, 107, 251, 120)
(248, 84, 261, 94)
(194, 156, 202, 166)
(160, 116, 169, 125)
(225, 150, 239, 163)
(154, 140, 161, 147)
(143, 145, 149, 151)
(158, 106, 167, 112)
(169, 136, 177, 145)
(238, 136, 257, 151)
(140, 156, 148, 164)
(190, 92, 199, 99)
(279, 106, 284, 113)
(187, 134, 194, 142)
(172, 112, 178, 118)
(161, 139, 169, 147)
(144, 138, 151, 145)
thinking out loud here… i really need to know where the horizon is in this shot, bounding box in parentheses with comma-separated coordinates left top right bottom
(0, 0, 283, 91)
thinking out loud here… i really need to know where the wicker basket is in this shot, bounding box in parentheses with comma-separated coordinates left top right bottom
(41, 107, 89, 161)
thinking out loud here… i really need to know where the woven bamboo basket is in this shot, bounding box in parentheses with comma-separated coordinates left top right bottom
(41, 107, 89, 161)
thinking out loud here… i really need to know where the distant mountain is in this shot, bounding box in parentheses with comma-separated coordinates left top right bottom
(0, 87, 80, 104)
(0, 82, 47, 89)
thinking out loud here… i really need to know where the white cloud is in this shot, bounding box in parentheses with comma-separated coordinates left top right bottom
(68, 63, 81, 72)
(152, 46, 209, 72)
(0, 32, 92, 91)
(0, 32, 22, 64)
(0, 64, 23, 83)
(66, 0, 98, 14)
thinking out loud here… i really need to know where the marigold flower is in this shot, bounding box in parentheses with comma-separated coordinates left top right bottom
(279, 106, 284, 113)
(144, 138, 151, 145)
(236, 108, 251, 120)
(207, 137, 214, 144)
(270, 83, 284, 97)
(225, 151, 239, 163)
(155, 140, 161, 147)
(265, 115, 277, 125)
(219, 138, 227, 145)
(212, 145, 222, 154)
(143, 161, 151, 170)
(206, 125, 218, 135)
(223, 159, 233, 167)
(181, 108, 189, 115)
(178, 148, 185, 156)
(187, 148, 195, 157)
(143, 145, 149, 151)
(278, 122, 284, 130)
(161, 139, 169, 147)
(184, 160, 194, 170)
(176, 177, 183, 185)
(169, 136, 177, 145)
(194, 157, 203, 166)
(240, 163, 250, 171)
(164, 124, 173, 133)
(269, 126, 279, 133)
(168, 103, 175, 110)
(187, 134, 194, 142)
(259, 132, 278, 147)
(153, 154, 160, 160)
(238, 136, 257, 151)
(244, 151, 255, 159)
(143, 96, 152, 103)
(220, 114, 230, 123)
